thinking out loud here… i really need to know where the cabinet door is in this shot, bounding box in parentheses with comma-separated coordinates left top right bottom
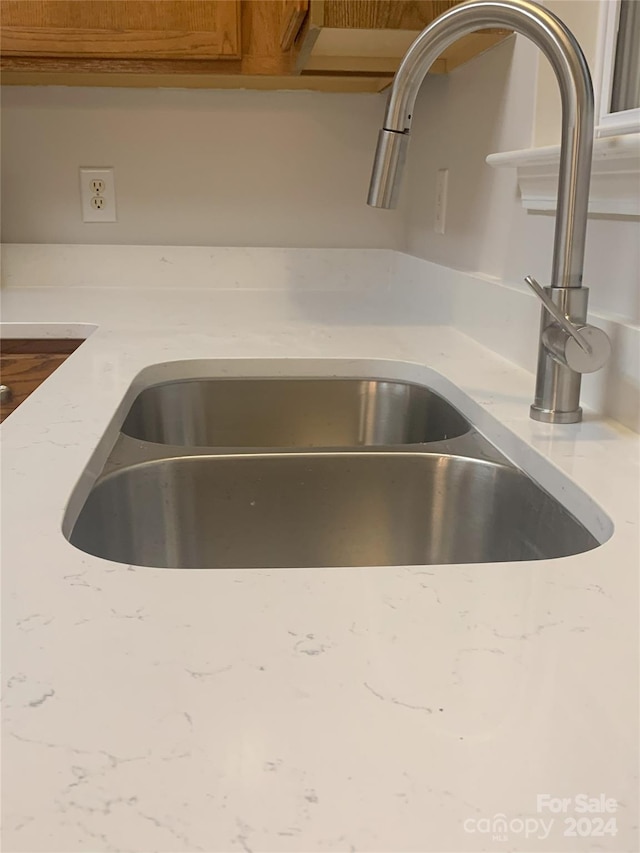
(0, 1, 241, 61)
(280, 1, 308, 51)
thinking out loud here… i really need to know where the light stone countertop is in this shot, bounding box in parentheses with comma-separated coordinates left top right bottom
(1, 254, 639, 853)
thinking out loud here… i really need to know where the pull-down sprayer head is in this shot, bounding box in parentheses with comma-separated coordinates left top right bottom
(367, 129, 410, 208)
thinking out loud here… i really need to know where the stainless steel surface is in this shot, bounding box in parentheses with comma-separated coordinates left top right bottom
(66, 371, 605, 569)
(121, 378, 471, 447)
(69, 452, 598, 569)
(367, 0, 594, 290)
(525, 276, 611, 374)
(0, 385, 13, 404)
(542, 324, 611, 375)
(367, 0, 609, 424)
(525, 275, 592, 353)
(367, 129, 410, 208)
(530, 286, 587, 422)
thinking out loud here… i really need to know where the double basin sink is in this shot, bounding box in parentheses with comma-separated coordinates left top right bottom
(65, 369, 603, 569)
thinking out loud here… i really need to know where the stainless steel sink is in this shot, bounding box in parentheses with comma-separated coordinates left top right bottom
(69, 452, 598, 569)
(121, 378, 471, 447)
(64, 368, 606, 569)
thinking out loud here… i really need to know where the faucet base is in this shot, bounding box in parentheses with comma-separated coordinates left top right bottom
(530, 288, 588, 425)
(530, 404, 582, 424)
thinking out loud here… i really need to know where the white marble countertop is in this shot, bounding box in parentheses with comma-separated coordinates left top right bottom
(2, 252, 639, 853)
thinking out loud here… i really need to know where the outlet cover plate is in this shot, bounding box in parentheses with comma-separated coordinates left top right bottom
(434, 168, 448, 235)
(80, 167, 117, 223)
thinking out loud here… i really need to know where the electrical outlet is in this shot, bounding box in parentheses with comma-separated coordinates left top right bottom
(434, 168, 449, 234)
(80, 168, 116, 222)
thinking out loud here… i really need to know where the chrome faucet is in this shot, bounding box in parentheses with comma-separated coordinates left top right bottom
(368, 0, 610, 424)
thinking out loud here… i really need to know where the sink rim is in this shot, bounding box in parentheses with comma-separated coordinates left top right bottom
(94, 447, 518, 482)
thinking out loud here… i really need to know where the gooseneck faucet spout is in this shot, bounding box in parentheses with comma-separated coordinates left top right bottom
(368, 0, 611, 424)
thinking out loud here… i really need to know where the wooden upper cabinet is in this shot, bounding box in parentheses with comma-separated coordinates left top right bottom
(0, 1, 241, 60)
(0, 0, 510, 90)
(294, 0, 511, 75)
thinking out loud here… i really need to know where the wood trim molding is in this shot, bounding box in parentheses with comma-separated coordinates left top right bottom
(0, 69, 392, 91)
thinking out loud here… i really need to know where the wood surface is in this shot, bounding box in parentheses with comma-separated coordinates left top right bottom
(0, 1, 241, 60)
(322, 0, 458, 29)
(280, 0, 308, 51)
(0, 340, 84, 422)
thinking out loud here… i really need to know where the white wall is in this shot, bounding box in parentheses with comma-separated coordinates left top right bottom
(1, 86, 402, 249)
(402, 35, 640, 323)
(2, 29, 638, 324)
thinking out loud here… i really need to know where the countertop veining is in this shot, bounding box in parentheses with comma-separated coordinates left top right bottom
(1, 251, 639, 853)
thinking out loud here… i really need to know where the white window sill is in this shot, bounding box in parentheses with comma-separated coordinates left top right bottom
(486, 132, 640, 216)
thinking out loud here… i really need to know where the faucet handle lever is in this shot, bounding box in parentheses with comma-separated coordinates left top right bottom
(524, 275, 592, 355)
(525, 275, 611, 374)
